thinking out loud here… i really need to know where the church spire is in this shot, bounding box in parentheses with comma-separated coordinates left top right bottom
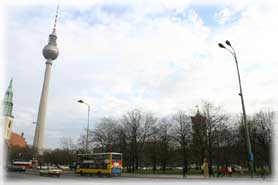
(3, 78, 14, 117)
(8, 78, 13, 91)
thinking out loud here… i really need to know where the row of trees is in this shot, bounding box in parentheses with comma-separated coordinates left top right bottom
(7, 101, 275, 175)
(71, 101, 274, 175)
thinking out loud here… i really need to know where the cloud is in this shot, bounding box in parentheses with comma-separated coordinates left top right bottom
(215, 8, 237, 24)
(3, 0, 278, 148)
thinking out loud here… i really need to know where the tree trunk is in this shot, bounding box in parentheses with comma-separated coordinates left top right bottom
(208, 148, 212, 166)
(152, 159, 156, 173)
(182, 145, 187, 177)
(162, 160, 166, 173)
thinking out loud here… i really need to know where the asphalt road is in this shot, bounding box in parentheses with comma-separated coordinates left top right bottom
(3, 170, 274, 184)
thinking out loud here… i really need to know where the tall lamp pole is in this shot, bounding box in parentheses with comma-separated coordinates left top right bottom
(77, 100, 90, 153)
(218, 40, 254, 177)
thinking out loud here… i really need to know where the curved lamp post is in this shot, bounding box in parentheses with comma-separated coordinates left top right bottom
(77, 99, 90, 153)
(218, 40, 254, 177)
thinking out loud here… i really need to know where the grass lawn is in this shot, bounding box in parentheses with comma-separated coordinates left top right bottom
(123, 168, 271, 176)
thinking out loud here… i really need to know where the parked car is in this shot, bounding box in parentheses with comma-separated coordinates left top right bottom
(7, 165, 26, 172)
(37, 166, 49, 170)
(189, 164, 197, 169)
(58, 165, 69, 171)
(40, 166, 62, 177)
(231, 164, 245, 174)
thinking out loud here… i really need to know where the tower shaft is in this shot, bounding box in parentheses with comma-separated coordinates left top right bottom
(33, 60, 52, 156)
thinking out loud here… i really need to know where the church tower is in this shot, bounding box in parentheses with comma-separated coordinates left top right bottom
(2, 79, 14, 140)
(33, 4, 60, 159)
(191, 106, 207, 166)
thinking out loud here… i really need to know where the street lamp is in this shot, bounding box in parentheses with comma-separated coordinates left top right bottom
(218, 40, 255, 177)
(77, 99, 91, 153)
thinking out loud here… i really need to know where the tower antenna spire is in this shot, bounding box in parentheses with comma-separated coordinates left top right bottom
(52, 1, 60, 35)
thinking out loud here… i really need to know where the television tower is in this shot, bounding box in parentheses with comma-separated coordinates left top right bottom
(33, 4, 59, 159)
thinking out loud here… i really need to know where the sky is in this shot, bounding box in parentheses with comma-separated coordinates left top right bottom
(1, 0, 278, 149)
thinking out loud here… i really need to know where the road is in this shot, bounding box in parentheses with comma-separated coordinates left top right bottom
(4, 169, 275, 184)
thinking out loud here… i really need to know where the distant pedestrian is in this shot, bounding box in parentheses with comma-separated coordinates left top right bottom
(217, 165, 222, 177)
(261, 166, 266, 179)
(201, 158, 209, 178)
(238, 166, 243, 176)
(222, 166, 227, 176)
(209, 165, 214, 177)
(182, 167, 186, 178)
(227, 166, 232, 176)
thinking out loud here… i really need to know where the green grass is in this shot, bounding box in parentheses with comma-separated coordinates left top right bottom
(123, 168, 271, 176)
(123, 168, 202, 175)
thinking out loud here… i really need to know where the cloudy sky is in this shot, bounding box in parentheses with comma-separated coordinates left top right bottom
(1, 0, 278, 149)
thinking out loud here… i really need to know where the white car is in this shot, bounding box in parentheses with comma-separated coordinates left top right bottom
(58, 165, 70, 171)
(40, 166, 62, 177)
(37, 166, 49, 170)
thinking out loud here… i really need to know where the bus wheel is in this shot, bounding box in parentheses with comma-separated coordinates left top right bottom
(107, 174, 112, 178)
(97, 171, 101, 177)
(80, 171, 84, 176)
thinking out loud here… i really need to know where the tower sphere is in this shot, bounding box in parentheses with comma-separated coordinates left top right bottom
(43, 44, 59, 60)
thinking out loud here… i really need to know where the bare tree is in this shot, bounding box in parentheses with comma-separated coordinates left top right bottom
(121, 109, 157, 172)
(60, 137, 76, 150)
(249, 110, 274, 171)
(201, 101, 228, 166)
(77, 132, 87, 152)
(157, 118, 173, 173)
(91, 117, 119, 152)
(145, 124, 159, 173)
(172, 111, 192, 177)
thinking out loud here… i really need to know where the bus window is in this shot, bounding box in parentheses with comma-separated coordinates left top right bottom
(98, 163, 107, 169)
(80, 163, 89, 168)
(88, 155, 96, 160)
(102, 164, 106, 169)
(103, 154, 110, 160)
(88, 163, 95, 169)
(95, 155, 101, 160)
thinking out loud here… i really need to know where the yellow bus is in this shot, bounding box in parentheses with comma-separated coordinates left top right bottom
(75, 152, 122, 176)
